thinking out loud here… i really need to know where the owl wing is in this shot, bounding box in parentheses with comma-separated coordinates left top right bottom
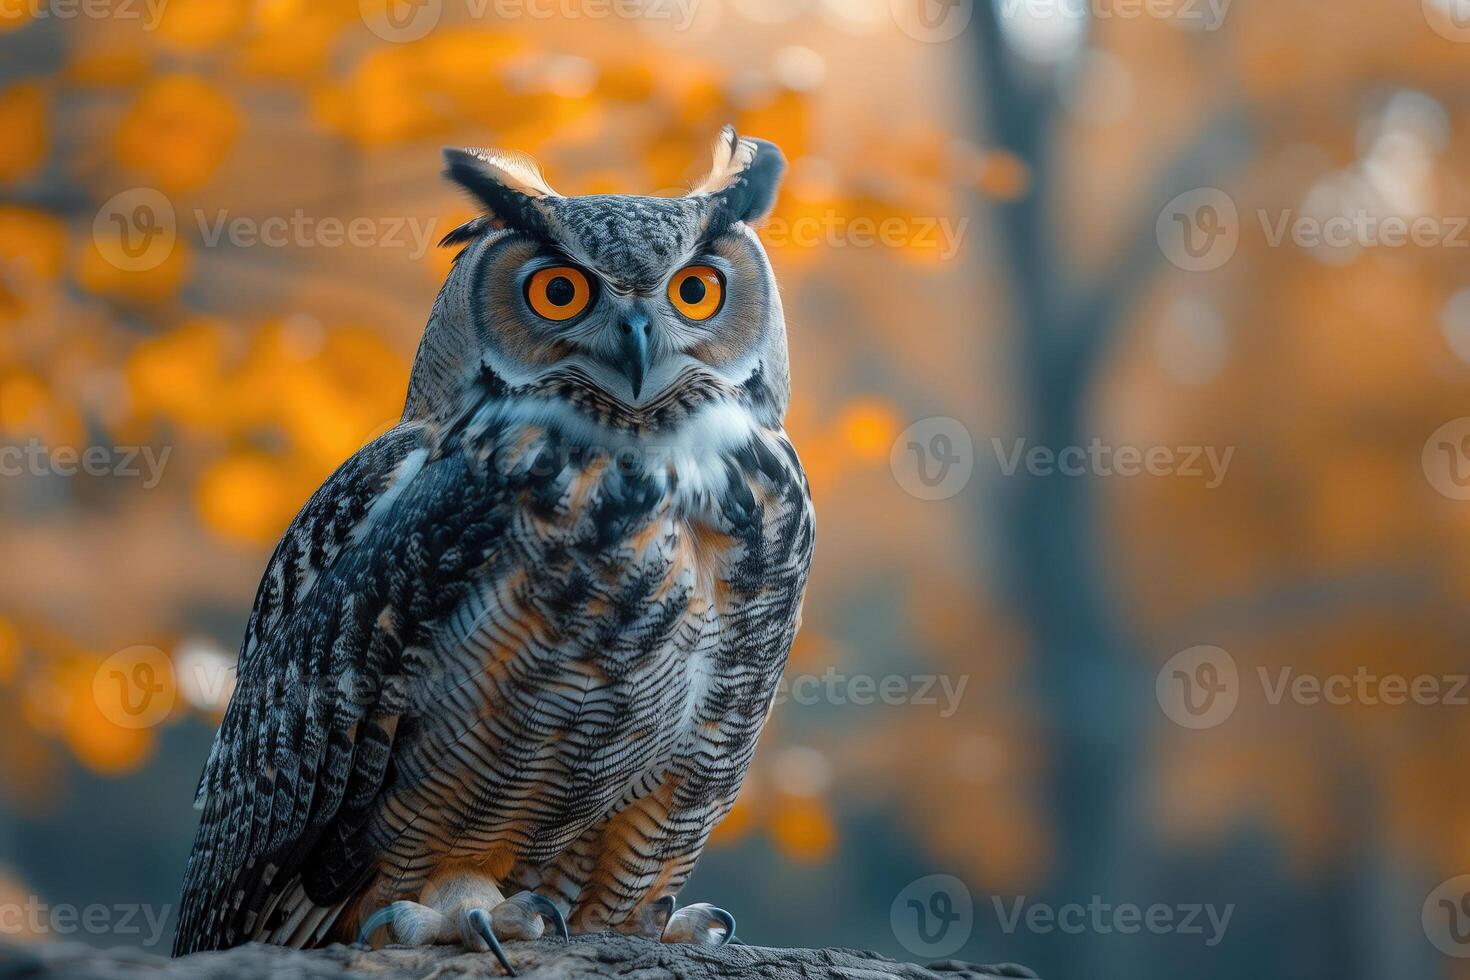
(174, 422, 511, 954)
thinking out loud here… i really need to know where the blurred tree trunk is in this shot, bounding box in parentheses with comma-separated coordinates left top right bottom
(969, 6, 1245, 975)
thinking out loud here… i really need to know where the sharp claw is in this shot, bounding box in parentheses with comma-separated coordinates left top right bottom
(708, 907, 736, 946)
(467, 907, 517, 977)
(523, 894, 570, 942)
(356, 906, 396, 947)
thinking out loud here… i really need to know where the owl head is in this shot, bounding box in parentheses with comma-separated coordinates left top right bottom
(406, 128, 789, 434)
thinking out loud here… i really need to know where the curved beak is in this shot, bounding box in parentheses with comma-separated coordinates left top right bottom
(618, 314, 653, 400)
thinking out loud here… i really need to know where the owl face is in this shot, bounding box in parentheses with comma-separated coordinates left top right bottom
(437, 130, 788, 424)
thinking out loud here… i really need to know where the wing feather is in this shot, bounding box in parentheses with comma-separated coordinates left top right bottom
(174, 425, 437, 954)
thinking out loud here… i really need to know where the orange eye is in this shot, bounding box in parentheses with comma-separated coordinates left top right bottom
(668, 265, 724, 321)
(526, 266, 592, 321)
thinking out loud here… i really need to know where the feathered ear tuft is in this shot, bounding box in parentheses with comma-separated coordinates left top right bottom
(442, 147, 558, 238)
(689, 125, 785, 227)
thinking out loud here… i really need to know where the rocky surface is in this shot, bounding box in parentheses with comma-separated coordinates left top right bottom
(0, 935, 1038, 980)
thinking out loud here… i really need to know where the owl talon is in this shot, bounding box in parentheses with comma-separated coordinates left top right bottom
(356, 900, 449, 947)
(355, 906, 395, 947)
(465, 907, 518, 976)
(490, 891, 570, 942)
(661, 902, 737, 946)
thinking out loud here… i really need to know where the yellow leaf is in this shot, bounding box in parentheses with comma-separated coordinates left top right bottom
(0, 206, 65, 319)
(196, 450, 299, 545)
(76, 232, 191, 304)
(57, 656, 158, 776)
(837, 398, 901, 463)
(0, 207, 65, 282)
(769, 797, 837, 863)
(0, 369, 47, 434)
(114, 75, 239, 192)
(0, 82, 47, 183)
(65, 47, 153, 87)
(0, 617, 19, 684)
(154, 0, 247, 50)
(0, 0, 35, 34)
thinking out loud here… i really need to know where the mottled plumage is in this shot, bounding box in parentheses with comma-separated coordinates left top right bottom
(174, 128, 813, 959)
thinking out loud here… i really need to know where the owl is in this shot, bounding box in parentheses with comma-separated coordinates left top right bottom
(172, 128, 814, 973)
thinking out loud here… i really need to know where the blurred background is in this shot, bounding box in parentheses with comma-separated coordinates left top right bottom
(2, 0, 1470, 977)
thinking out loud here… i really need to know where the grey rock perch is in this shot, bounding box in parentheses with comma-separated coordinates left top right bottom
(0, 936, 1038, 979)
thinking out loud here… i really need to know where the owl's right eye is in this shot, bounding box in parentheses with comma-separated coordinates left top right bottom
(526, 266, 592, 322)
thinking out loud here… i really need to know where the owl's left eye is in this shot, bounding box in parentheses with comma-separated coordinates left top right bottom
(668, 265, 724, 321)
(526, 266, 593, 322)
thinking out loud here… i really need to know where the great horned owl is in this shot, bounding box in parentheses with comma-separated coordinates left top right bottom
(173, 128, 814, 971)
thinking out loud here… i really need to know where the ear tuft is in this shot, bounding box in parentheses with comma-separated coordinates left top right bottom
(689, 126, 785, 226)
(442, 147, 557, 237)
